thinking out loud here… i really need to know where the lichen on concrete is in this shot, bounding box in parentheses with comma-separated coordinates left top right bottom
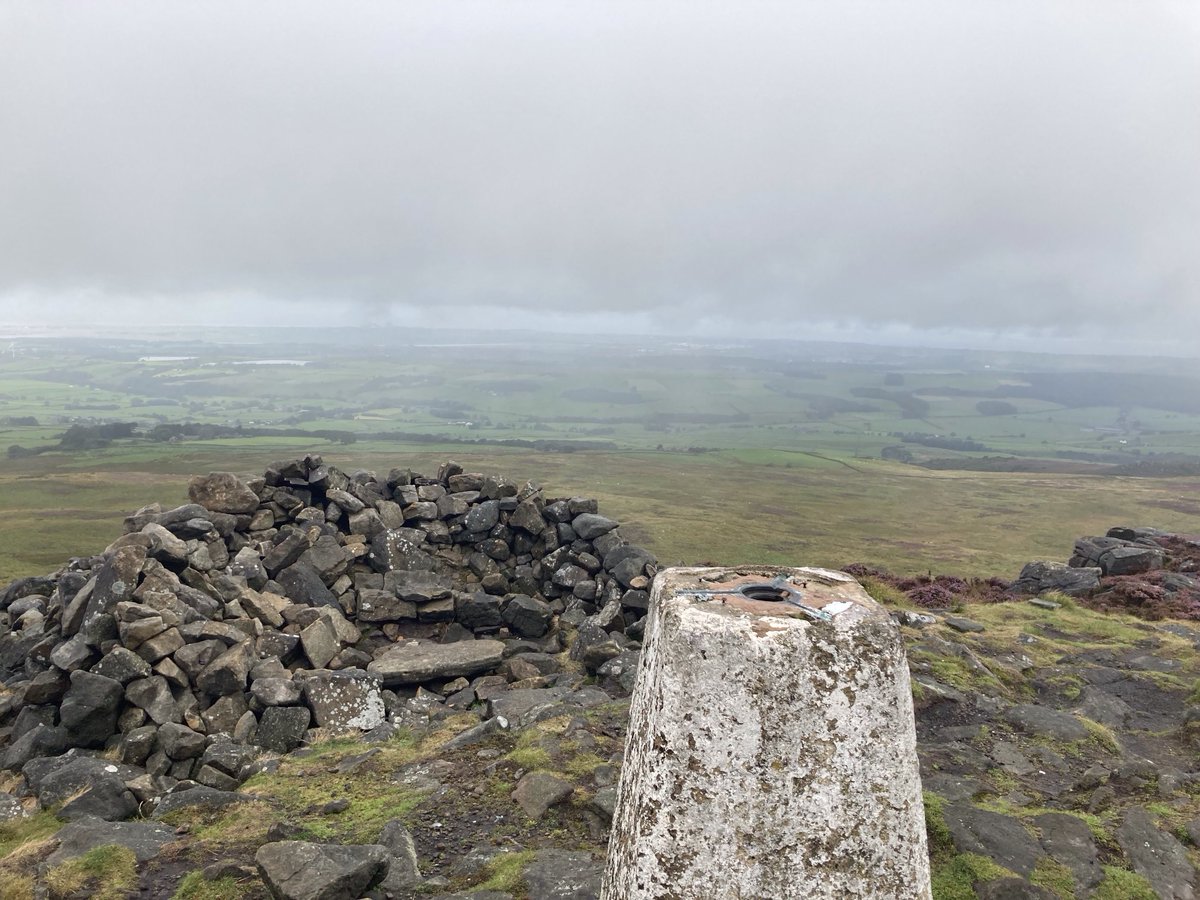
(603, 566, 931, 899)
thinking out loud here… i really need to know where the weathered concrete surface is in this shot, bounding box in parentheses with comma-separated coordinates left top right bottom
(603, 566, 931, 900)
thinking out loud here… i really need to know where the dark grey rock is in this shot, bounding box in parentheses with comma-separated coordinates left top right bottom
(57, 775, 138, 822)
(376, 819, 421, 890)
(522, 849, 602, 900)
(943, 803, 1044, 877)
(119, 725, 159, 767)
(153, 785, 252, 819)
(1010, 561, 1101, 597)
(1117, 806, 1197, 899)
(46, 815, 177, 867)
(159, 722, 207, 760)
(257, 706, 312, 753)
(125, 675, 182, 725)
(388, 570, 452, 604)
(571, 514, 617, 541)
(277, 560, 339, 608)
(503, 595, 553, 639)
(1033, 812, 1102, 893)
(93, 646, 154, 684)
(252, 676, 303, 707)
(465, 500, 501, 533)
(2, 723, 69, 771)
(356, 588, 417, 623)
(59, 669, 124, 747)
(569, 621, 623, 671)
(457, 593, 503, 631)
(22, 669, 70, 705)
(368, 639, 505, 686)
(255, 840, 390, 900)
(196, 639, 256, 696)
(49, 634, 96, 672)
(300, 617, 340, 669)
(597, 651, 640, 695)
(1003, 704, 1088, 742)
(1099, 545, 1164, 576)
(512, 771, 574, 819)
(28, 755, 140, 806)
(945, 617, 985, 633)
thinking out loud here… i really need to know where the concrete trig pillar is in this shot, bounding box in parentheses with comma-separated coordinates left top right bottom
(603, 566, 931, 899)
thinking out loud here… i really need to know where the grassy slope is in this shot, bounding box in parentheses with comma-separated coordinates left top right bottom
(3, 442, 1198, 584)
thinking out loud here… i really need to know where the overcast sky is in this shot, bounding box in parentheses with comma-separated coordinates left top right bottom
(0, 1, 1197, 351)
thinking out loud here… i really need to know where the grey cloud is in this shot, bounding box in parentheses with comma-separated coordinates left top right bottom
(0, 1, 1196, 343)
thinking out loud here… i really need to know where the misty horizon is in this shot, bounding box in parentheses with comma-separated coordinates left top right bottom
(1, 2, 1197, 351)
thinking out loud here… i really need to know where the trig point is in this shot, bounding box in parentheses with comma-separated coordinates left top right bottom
(603, 566, 931, 900)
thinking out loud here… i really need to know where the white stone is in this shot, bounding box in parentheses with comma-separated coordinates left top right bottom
(603, 566, 931, 899)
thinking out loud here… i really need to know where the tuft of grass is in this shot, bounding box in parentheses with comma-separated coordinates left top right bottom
(1030, 857, 1075, 898)
(0, 872, 34, 900)
(930, 852, 1015, 900)
(1092, 866, 1157, 900)
(237, 734, 431, 845)
(859, 575, 910, 608)
(45, 845, 137, 900)
(923, 792, 953, 859)
(1079, 716, 1121, 754)
(161, 800, 278, 848)
(909, 650, 1004, 696)
(172, 871, 249, 900)
(0, 810, 62, 858)
(505, 745, 553, 771)
(475, 850, 536, 893)
(564, 752, 608, 780)
(1188, 678, 1200, 706)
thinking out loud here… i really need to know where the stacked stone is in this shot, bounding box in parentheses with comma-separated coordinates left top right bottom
(0, 455, 655, 819)
(1011, 525, 1178, 597)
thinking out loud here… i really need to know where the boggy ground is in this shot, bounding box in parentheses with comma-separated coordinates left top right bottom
(4, 593, 1200, 899)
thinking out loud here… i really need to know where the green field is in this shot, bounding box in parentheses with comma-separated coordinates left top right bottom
(1, 328, 1198, 584)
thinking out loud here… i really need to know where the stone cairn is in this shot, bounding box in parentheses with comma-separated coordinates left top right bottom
(0, 455, 655, 820)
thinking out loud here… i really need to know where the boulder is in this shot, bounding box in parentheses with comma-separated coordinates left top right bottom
(196, 640, 256, 696)
(188, 472, 261, 515)
(59, 670, 124, 747)
(512, 772, 574, 819)
(125, 675, 182, 725)
(1100, 545, 1164, 576)
(255, 841, 390, 900)
(571, 514, 618, 541)
(503, 595, 553, 639)
(257, 706, 312, 753)
(1009, 561, 1101, 597)
(46, 815, 177, 868)
(356, 589, 417, 623)
(158, 722, 207, 760)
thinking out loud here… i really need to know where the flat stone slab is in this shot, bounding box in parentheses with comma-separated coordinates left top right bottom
(46, 815, 177, 867)
(1117, 806, 1197, 899)
(523, 849, 603, 899)
(367, 640, 505, 686)
(153, 786, 253, 819)
(1002, 704, 1089, 742)
(943, 803, 1044, 878)
(255, 840, 390, 900)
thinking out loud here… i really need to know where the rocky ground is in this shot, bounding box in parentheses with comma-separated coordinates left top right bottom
(0, 458, 1198, 899)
